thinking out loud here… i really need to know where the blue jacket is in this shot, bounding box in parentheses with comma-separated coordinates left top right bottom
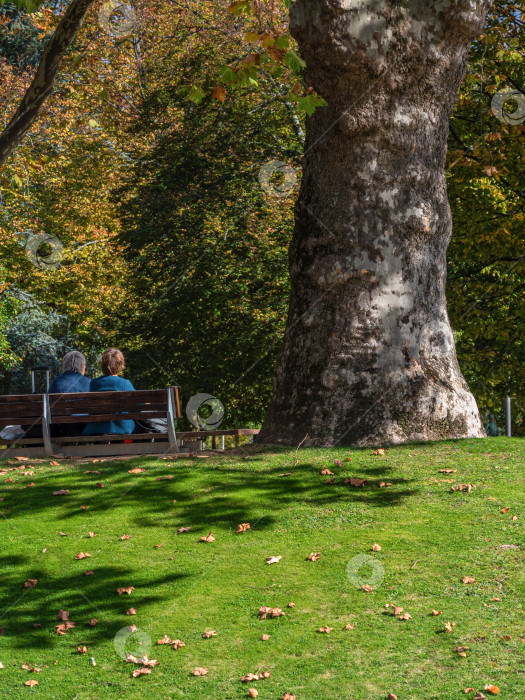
(83, 375, 136, 436)
(49, 371, 91, 394)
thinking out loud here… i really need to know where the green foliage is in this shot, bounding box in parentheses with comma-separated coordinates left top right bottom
(0, 2, 50, 69)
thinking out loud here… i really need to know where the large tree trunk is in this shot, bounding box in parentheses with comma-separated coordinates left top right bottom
(258, 0, 492, 447)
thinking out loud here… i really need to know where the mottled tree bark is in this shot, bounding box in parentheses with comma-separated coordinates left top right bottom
(0, 0, 95, 168)
(258, 0, 493, 447)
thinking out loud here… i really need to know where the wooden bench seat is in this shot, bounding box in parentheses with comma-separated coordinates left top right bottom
(0, 388, 259, 459)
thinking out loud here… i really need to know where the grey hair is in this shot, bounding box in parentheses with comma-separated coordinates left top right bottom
(63, 351, 86, 374)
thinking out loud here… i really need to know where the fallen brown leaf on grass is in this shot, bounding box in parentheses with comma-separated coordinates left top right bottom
(128, 468, 146, 474)
(266, 555, 282, 565)
(345, 477, 368, 487)
(157, 635, 173, 645)
(132, 667, 152, 677)
(490, 597, 502, 602)
(88, 619, 97, 626)
(473, 694, 486, 700)
(511, 515, 518, 521)
(373, 449, 385, 456)
(334, 459, 344, 468)
(462, 576, 476, 584)
(387, 695, 398, 700)
(439, 469, 457, 474)
(191, 667, 208, 676)
(451, 483, 476, 493)
(56, 621, 75, 635)
(95, 482, 104, 488)
(24, 579, 38, 589)
(260, 634, 270, 641)
(258, 606, 285, 619)
(287, 602, 295, 608)
(278, 473, 292, 477)
(120, 534, 131, 540)
(501, 507, 509, 513)
(32, 623, 41, 629)
(56, 610, 69, 621)
(172, 639, 185, 650)
(464, 688, 476, 694)
(361, 584, 373, 592)
(248, 690, 259, 698)
(84, 570, 93, 576)
(49, 461, 59, 466)
(484, 685, 499, 695)
(236, 523, 251, 533)
(25, 483, 36, 488)
(455, 646, 469, 657)
(281, 693, 296, 700)
(154, 544, 162, 549)
(84, 471, 101, 475)
(22, 663, 41, 672)
(343, 623, 355, 630)
(117, 587, 135, 595)
(75, 552, 91, 560)
(53, 490, 69, 496)
(177, 527, 191, 534)
(88, 532, 96, 538)
(444, 621, 456, 632)
(318, 625, 332, 633)
(379, 481, 393, 488)
(307, 552, 320, 561)
(321, 469, 334, 476)
(202, 630, 217, 638)
(398, 612, 412, 621)
(76, 645, 89, 654)
(25, 680, 38, 687)
(432, 610, 442, 616)
(200, 532, 215, 543)
(372, 543, 381, 551)
(126, 608, 136, 615)
(80, 506, 89, 511)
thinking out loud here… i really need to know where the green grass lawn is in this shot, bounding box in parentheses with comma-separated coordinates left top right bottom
(0, 438, 523, 699)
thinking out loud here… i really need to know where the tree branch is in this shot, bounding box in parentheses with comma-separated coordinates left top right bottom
(0, 0, 95, 169)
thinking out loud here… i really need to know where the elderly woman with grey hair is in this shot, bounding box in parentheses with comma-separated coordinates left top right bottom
(48, 351, 91, 395)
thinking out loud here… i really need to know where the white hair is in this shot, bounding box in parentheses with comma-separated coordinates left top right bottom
(63, 351, 86, 374)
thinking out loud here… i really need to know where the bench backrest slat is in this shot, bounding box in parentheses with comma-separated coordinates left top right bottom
(50, 389, 177, 425)
(0, 395, 44, 426)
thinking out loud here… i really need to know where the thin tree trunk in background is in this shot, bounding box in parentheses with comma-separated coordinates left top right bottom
(0, 0, 95, 168)
(258, 0, 493, 447)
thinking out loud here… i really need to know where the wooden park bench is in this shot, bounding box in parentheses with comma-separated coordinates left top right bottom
(0, 388, 259, 459)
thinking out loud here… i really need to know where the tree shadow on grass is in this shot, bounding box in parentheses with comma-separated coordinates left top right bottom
(0, 563, 192, 650)
(0, 452, 417, 536)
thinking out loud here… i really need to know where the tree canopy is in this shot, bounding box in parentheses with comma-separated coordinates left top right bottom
(0, 0, 524, 432)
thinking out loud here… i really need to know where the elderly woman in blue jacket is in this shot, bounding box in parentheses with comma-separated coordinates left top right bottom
(83, 348, 136, 436)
